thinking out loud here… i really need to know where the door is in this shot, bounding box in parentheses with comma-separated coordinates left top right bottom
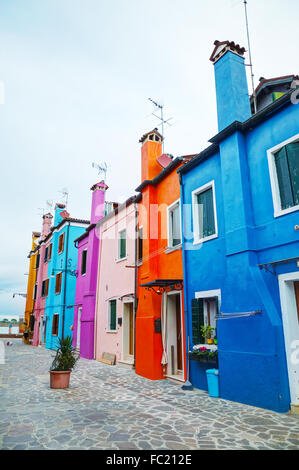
(43, 317, 47, 344)
(279, 274, 299, 407)
(39, 317, 44, 345)
(77, 307, 82, 351)
(166, 293, 183, 377)
(129, 303, 134, 356)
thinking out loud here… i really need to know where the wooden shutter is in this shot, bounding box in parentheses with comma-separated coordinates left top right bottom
(44, 247, 48, 262)
(286, 142, 299, 206)
(197, 188, 215, 239)
(119, 231, 126, 259)
(48, 244, 52, 260)
(45, 279, 49, 297)
(58, 233, 64, 253)
(110, 300, 117, 330)
(275, 146, 294, 210)
(36, 254, 40, 269)
(191, 298, 204, 345)
(55, 273, 62, 294)
(52, 314, 59, 336)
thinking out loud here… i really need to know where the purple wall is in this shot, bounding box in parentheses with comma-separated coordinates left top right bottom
(72, 181, 108, 359)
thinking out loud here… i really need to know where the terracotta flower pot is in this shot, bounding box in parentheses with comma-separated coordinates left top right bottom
(207, 338, 214, 345)
(49, 370, 71, 389)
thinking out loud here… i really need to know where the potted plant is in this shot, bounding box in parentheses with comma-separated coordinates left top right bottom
(200, 325, 215, 344)
(49, 336, 79, 389)
(214, 337, 218, 345)
(189, 346, 218, 365)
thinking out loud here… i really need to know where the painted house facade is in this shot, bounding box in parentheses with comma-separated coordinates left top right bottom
(135, 129, 194, 382)
(178, 40, 299, 413)
(44, 204, 89, 350)
(95, 195, 139, 366)
(31, 213, 53, 346)
(72, 181, 109, 360)
(24, 231, 41, 342)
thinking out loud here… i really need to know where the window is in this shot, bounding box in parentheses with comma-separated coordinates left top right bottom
(81, 250, 87, 275)
(138, 227, 143, 264)
(58, 233, 65, 254)
(52, 314, 59, 336)
(41, 279, 49, 298)
(168, 200, 181, 248)
(48, 243, 52, 261)
(191, 295, 219, 345)
(118, 229, 127, 260)
(55, 272, 62, 294)
(33, 284, 38, 300)
(35, 254, 40, 269)
(192, 181, 217, 244)
(108, 299, 117, 331)
(268, 135, 299, 217)
(44, 246, 49, 262)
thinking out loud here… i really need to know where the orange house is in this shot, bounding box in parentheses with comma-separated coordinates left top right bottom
(135, 128, 194, 382)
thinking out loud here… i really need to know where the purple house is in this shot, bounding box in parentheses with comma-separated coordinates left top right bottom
(72, 181, 110, 359)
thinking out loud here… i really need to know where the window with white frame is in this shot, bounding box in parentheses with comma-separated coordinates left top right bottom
(108, 299, 117, 331)
(118, 229, 127, 260)
(268, 135, 299, 217)
(192, 181, 217, 244)
(168, 200, 181, 248)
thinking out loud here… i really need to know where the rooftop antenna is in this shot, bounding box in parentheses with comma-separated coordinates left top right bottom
(92, 162, 108, 181)
(13, 293, 27, 298)
(38, 207, 45, 216)
(243, 0, 257, 114)
(148, 98, 173, 152)
(59, 187, 69, 208)
(46, 199, 53, 214)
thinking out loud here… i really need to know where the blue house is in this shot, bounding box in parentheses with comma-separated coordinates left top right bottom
(178, 40, 299, 413)
(45, 204, 89, 350)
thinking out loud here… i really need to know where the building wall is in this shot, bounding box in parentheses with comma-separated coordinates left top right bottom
(181, 99, 298, 412)
(95, 202, 136, 362)
(24, 234, 39, 333)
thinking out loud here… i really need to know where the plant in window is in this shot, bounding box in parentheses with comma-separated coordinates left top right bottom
(190, 346, 218, 363)
(200, 325, 215, 344)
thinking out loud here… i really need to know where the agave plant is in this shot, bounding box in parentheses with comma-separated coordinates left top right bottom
(50, 336, 79, 372)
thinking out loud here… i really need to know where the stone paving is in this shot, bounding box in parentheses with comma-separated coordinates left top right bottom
(0, 339, 299, 450)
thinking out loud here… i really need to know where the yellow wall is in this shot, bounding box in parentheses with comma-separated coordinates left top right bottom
(24, 233, 40, 331)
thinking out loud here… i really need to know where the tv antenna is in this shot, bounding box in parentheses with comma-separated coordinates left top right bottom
(148, 98, 173, 152)
(92, 162, 108, 181)
(38, 207, 45, 216)
(13, 293, 27, 299)
(46, 199, 53, 214)
(243, 0, 257, 114)
(59, 187, 69, 208)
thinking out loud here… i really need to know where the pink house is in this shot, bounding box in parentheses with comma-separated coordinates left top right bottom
(95, 195, 140, 367)
(72, 181, 111, 359)
(32, 212, 53, 347)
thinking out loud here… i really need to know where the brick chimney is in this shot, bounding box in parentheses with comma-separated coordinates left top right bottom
(210, 40, 252, 131)
(139, 128, 163, 182)
(90, 181, 109, 224)
(42, 213, 53, 238)
(54, 203, 68, 226)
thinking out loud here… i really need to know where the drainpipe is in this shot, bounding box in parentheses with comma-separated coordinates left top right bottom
(62, 221, 70, 341)
(133, 200, 138, 367)
(178, 172, 189, 376)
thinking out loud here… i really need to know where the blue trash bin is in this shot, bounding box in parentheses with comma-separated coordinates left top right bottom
(206, 369, 219, 397)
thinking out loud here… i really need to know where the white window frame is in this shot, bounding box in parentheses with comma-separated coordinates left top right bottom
(192, 180, 218, 245)
(267, 133, 299, 218)
(194, 289, 221, 350)
(167, 199, 182, 251)
(107, 298, 118, 333)
(117, 228, 127, 262)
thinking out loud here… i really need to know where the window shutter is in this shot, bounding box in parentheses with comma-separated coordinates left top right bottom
(48, 244, 52, 260)
(197, 188, 215, 239)
(275, 146, 294, 210)
(191, 298, 204, 345)
(286, 142, 299, 206)
(120, 231, 126, 259)
(110, 300, 117, 330)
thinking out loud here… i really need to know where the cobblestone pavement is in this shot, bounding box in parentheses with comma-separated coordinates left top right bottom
(0, 339, 299, 450)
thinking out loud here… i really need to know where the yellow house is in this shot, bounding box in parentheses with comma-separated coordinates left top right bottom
(24, 231, 40, 343)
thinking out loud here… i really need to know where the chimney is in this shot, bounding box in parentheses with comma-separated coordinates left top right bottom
(42, 213, 53, 238)
(139, 128, 163, 182)
(210, 40, 252, 132)
(54, 203, 67, 226)
(90, 181, 109, 224)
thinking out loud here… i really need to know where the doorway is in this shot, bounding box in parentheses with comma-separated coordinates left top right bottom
(39, 316, 44, 346)
(122, 302, 134, 362)
(77, 307, 82, 351)
(166, 292, 183, 380)
(279, 272, 299, 409)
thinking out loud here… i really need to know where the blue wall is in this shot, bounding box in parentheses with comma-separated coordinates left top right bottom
(45, 222, 87, 350)
(180, 98, 299, 412)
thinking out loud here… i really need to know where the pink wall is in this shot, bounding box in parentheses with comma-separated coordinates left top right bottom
(95, 200, 137, 363)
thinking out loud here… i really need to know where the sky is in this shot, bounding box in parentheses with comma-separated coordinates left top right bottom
(0, 0, 298, 317)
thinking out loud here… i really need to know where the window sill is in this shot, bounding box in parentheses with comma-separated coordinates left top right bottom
(193, 344, 218, 352)
(193, 234, 218, 245)
(165, 244, 182, 254)
(274, 205, 299, 218)
(115, 257, 127, 263)
(106, 330, 118, 334)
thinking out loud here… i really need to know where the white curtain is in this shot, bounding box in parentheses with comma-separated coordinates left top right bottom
(161, 293, 168, 365)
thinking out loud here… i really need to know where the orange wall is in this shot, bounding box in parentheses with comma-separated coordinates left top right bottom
(135, 156, 186, 380)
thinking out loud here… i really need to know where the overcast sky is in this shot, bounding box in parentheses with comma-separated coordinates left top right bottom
(0, 0, 298, 317)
